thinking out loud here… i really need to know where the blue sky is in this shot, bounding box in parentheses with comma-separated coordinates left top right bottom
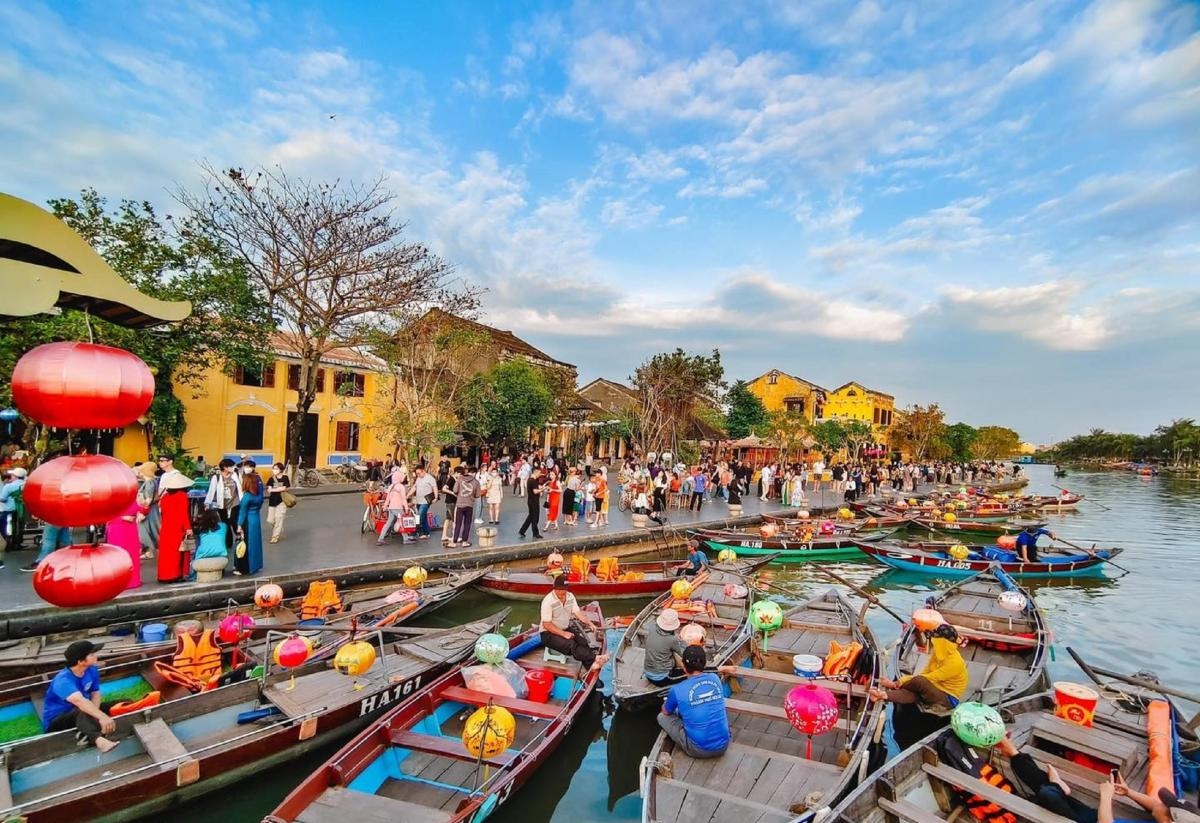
(1, 0, 1197, 443)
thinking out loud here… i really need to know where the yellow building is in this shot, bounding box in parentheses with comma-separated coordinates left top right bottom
(115, 332, 391, 469)
(822, 382, 896, 450)
(744, 369, 827, 422)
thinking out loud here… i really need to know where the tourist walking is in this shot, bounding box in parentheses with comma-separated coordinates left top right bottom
(545, 469, 562, 530)
(376, 472, 413, 546)
(0, 467, 27, 562)
(156, 461, 193, 583)
(759, 463, 773, 500)
(265, 462, 290, 544)
(485, 464, 504, 524)
(450, 465, 480, 547)
(235, 461, 265, 575)
(134, 460, 159, 558)
(595, 467, 609, 527)
(689, 468, 707, 512)
(518, 466, 545, 539)
(412, 465, 437, 540)
(564, 468, 580, 526)
(582, 472, 596, 526)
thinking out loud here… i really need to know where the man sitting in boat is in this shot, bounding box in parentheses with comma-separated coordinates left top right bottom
(540, 576, 609, 673)
(1016, 525, 1057, 563)
(643, 608, 687, 686)
(674, 541, 709, 577)
(658, 645, 730, 759)
(42, 641, 120, 752)
(870, 624, 967, 709)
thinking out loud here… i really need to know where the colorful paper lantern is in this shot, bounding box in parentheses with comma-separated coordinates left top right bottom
(951, 701, 1006, 748)
(273, 635, 313, 669)
(836, 507, 853, 521)
(749, 600, 784, 632)
(943, 512, 957, 523)
(254, 583, 284, 609)
(949, 544, 969, 561)
(473, 633, 510, 665)
(819, 520, 835, 535)
(912, 608, 945, 632)
(784, 684, 840, 758)
(717, 548, 738, 563)
(32, 542, 133, 607)
(759, 523, 778, 538)
(24, 455, 138, 526)
(671, 579, 692, 600)
(333, 641, 378, 677)
(12, 342, 154, 430)
(997, 591, 1028, 613)
(680, 623, 706, 645)
(462, 705, 516, 759)
(403, 565, 428, 588)
(797, 509, 810, 519)
(217, 613, 255, 644)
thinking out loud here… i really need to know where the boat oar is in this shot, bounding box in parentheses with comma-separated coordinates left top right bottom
(810, 566, 908, 625)
(1052, 484, 1111, 512)
(1066, 647, 1200, 706)
(836, 675, 853, 767)
(1051, 536, 1131, 575)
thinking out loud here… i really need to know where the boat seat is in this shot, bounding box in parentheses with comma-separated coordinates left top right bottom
(440, 685, 561, 719)
(134, 718, 190, 766)
(388, 729, 516, 768)
(922, 762, 1075, 823)
(543, 647, 568, 664)
(877, 796, 955, 823)
(724, 697, 788, 720)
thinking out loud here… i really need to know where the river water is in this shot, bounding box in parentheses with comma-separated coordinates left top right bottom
(179, 463, 1200, 822)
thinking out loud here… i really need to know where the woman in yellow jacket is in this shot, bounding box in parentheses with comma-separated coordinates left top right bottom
(871, 624, 968, 708)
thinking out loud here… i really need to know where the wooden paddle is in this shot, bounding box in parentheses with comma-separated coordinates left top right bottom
(810, 566, 908, 624)
(1066, 646, 1200, 730)
(1052, 484, 1111, 512)
(1050, 536, 1131, 575)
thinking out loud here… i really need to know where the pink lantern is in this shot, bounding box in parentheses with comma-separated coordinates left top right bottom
(12, 342, 154, 430)
(274, 635, 313, 669)
(33, 543, 133, 607)
(217, 613, 256, 644)
(24, 454, 138, 526)
(784, 684, 840, 758)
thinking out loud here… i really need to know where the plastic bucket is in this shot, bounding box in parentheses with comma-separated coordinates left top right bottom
(140, 623, 168, 643)
(1053, 682, 1099, 727)
(525, 669, 554, 703)
(297, 618, 325, 638)
(792, 654, 823, 679)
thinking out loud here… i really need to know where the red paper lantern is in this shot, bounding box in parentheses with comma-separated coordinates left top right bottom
(217, 613, 256, 644)
(273, 635, 313, 669)
(33, 543, 133, 607)
(24, 455, 138, 526)
(12, 342, 154, 430)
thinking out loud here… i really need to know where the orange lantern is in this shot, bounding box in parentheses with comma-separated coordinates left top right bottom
(254, 583, 284, 609)
(911, 608, 945, 633)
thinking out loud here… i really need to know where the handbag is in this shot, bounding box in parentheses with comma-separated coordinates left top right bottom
(182, 535, 196, 554)
(281, 490, 298, 508)
(235, 540, 247, 559)
(400, 514, 417, 534)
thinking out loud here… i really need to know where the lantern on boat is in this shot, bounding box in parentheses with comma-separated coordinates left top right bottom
(836, 507, 853, 521)
(997, 591, 1027, 613)
(24, 455, 139, 526)
(956, 501, 969, 510)
(749, 599, 784, 651)
(951, 701, 1006, 748)
(32, 542, 133, 607)
(462, 704, 516, 761)
(930, 508, 942, 518)
(680, 623, 706, 645)
(717, 548, 738, 563)
(895, 500, 908, 510)
(760, 522, 778, 539)
(784, 684, 840, 758)
(996, 535, 1018, 550)
(403, 565, 428, 588)
(819, 520, 835, 535)
(921, 500, 934, 509)
(911, 608, 945, 633)
(943, 512, 957, 523)
(473, 633, 510, 665)
(273, 634, 313, 691)
(723, 583, 748, 599)
(217, 613, 255, 644)
(798, 510, 810, 519)
(671, 579, 693, 601)
(865, 517, 877, 527)
(12, 342, 154, 430)
(949, 544, 969, 561)
(254, 583, 284, 610)
(333, 641, 377, 690)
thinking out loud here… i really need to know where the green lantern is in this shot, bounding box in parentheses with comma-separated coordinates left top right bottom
(749, 600, 784, 651)
(950, 701, 1006, 748)
(473, 633, 509, 665)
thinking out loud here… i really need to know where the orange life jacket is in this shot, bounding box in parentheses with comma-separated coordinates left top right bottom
(596, 557, 620, 582)
(822, 640, 863, 677)
(569, 555, 591, 581)
(300, 580, 342, 620)
(962, 763, 1018, 823)
(153, 628, 224, 691)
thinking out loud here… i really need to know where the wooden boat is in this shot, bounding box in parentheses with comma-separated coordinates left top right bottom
(473, 554, 777, 601)
(1054, 468, 1069, 477)
(640, 589, 885, 823)
(762, 512, 910, 531)
(0, 568, 488, 680)
(977, 477, 1030, 493)
(852, 540, 1121, 578)
(1023, 493, 1082, 510)
(693, 527, 899, 561)
(266, 602, 606, 823)
(0, 610, 509, 822)
(910, 517, 1048, 538)
(612, 567, 752, 708)
(826, 652, 1198, 823)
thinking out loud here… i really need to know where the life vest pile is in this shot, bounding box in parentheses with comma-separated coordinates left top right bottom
(596, 557, 620, 582)
(568, 554, 590, 582)
(934, 729, 1018, 823)
(153, 628, 225, 692)
(822, 640, 863, 678)
(300, 580, 342, 620)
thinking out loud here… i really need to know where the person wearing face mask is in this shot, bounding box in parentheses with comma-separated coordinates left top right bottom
(235, 461, 265, 575)
(264, 462, 290, 544)
(203, 458, 241, 552)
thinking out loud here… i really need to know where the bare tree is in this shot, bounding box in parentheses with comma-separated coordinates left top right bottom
(177, 165, 480, 469)
(630, 348, 725, 456)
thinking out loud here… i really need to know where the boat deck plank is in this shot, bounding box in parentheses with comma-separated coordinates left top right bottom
(265, 658, 429, 717)
(296, 786, 453, 823)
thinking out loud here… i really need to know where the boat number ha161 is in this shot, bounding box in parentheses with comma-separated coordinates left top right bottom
(358, 673, 423, 717)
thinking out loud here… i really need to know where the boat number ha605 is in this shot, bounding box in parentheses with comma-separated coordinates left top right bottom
(934, 560, 972, 570)
(358, 673, 423, 716)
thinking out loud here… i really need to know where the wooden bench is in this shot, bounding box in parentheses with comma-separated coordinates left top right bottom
(719, 667, 871, 699)
(952, 625, 1039, 648)
(134, 718, 190, 766)
(439, 686, 562, 719)
(297, 786, 453, 823)
(388, 729, 516, 768)
(877, 796, 952, 823)
(724, 697, 788, 720)
(922, 762, 1075, 823)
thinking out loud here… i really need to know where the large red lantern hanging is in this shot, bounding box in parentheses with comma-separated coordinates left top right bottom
(12, 342, 154, 430)
(24, 454, 138, 526)
(32, 543, 134, 607)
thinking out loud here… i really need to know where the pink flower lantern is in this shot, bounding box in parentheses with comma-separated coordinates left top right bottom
(217, 613, 256, 644)
(784, 683, 840, 758)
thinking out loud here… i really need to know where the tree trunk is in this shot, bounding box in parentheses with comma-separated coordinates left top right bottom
(286, 355, 321, 475)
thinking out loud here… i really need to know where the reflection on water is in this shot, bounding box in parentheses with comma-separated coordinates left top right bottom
(177, 464, 1199, 822)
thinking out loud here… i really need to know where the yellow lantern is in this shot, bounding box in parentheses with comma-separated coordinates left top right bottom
(717, 548, 738, 563)
(403, 565, 428, 588)
(671, 579, 692, 600)
(908, 498, 918, 506)
(943, 512, 957, 523)
(334, 641, 377, 677)
(836, 507, 853, 521)
(949, 544, 969, 561)
(462, 705, 516, 759)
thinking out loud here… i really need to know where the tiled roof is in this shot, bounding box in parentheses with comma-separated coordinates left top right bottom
(268, 331, 384, 371)
(830, 381, 894, 399)
(748, 369, 829, 394)
(419, 308, 575, 370)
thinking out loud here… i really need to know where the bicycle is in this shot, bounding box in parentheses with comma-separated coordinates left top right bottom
(295, 458, 323, 488)
(361, 489, 386, 534)
(616, 484, 637, 513)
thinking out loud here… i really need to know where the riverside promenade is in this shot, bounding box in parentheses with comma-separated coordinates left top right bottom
(0, 482, 878, 632)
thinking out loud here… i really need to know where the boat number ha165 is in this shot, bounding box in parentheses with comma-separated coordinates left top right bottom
(358, 673, 423, 716)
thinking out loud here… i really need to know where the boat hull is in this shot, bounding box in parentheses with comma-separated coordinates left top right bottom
(693, 529, 895, 561)
(853, 540, 1118, 577)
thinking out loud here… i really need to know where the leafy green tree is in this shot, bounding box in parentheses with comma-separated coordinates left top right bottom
(941, 422, 978, 462)
(972, 426, 1022, 460)
(1154, 418, 1200, 466)
(456, 359, 553, 446)
(809, 419, 847, 458)
(725, 380, 769, 438)
(842, 419, 875, 461)
(0, 189, 270, 459)
(892, 404, 947, 462)
(762, 410, 810, 463)
(630, 348, 725, 455)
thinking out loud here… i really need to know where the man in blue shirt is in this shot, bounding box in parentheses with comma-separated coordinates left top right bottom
(658, 645, 729, 759)
(43, 640, 119, 752)
(1015, 526, 1057, 563)
(674, 541, 709, 577)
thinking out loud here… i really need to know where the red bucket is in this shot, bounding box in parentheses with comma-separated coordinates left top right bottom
(1053, 682, 1099, 727)
(525, 669, 553, 703)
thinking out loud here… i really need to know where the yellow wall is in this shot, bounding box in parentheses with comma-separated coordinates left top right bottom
(823, 382, 896, 448)
(745, 371, 823, 423)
